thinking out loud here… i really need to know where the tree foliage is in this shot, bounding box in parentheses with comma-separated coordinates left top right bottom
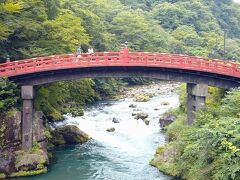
(0, 1, 239, 122)
(0, 78, 19, 113)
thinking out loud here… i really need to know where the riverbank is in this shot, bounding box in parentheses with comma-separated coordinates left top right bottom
(150, 87, 240, 180)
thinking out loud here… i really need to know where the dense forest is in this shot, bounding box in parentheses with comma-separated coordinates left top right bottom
(0, 1, 240, 178)
(1, 0, 240, 60)
(1, 0, 240, 120)
(0, 0, 240, 119)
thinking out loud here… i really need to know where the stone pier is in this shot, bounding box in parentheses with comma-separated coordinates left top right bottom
(21, 86, 34, 151)
(187, 83, 208, 125)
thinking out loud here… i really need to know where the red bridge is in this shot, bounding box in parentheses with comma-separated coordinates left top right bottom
(0, 48, 240, 88)
(1, 48, 240, 151)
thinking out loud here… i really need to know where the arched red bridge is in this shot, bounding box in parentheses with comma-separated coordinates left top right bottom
(2, 48, 240, 151)
(0, 48, 240, 88)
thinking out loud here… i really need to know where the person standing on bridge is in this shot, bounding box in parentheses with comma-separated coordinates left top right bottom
(88, 47, 91, 53)
(88, 47, 94, 54)
(6, 54, 10, 62)
(76, 46, 82, 58)
(124, 41, 128, 48)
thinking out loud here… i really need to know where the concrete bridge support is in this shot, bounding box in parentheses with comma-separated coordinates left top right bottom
(187, 83, 208, 125)
(21, 86, 34, 151)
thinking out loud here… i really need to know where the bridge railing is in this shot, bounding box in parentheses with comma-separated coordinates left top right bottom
(0, 50, 239, 78)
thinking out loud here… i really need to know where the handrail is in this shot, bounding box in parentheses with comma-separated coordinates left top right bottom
(0, 49, 239, 78)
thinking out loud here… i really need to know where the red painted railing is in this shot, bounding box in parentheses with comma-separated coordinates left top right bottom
(0, 48, 240, 78)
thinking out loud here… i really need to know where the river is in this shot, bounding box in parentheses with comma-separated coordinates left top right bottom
(22, 82, 179, 180)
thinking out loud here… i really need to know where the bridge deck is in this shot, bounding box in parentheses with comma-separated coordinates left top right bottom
(0, 49, 239, 78)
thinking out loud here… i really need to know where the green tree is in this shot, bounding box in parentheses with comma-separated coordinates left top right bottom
(0, 78, 19, 112)
(43, 10, 90, 54)
(152, 2, 187, 30)
(0, 1, 23, 41)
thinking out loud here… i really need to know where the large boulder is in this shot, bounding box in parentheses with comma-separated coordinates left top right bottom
(51, 125, 91, 145)
(159, 114, 177, 128)
(150, 144, 179, 171)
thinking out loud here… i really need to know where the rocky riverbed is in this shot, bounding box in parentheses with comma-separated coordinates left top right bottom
(119, 81, 180, 99)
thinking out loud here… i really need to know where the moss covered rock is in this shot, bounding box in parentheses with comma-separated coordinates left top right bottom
(71, 109, 84, 117)
(15, 150, 48, 172)
(0, 173, 6, 179)
(9, 168, 47, 178)
(51, 125, 91, 145)
(159, 114, 177, 129)
(150, 144, 179, 177)
(134, 94, 150, 102)
(134, 112, 149, 120)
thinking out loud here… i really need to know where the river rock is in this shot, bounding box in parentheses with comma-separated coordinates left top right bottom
(147, 93, 156, 98)
(112, 117, 120, 123)
(134, 112, 149, 120)
(129, 104, 137, 108)
(133, 108, 142, 112)
(71, 109, 84, 117)
(132, 112, 137, 116)
(51, 125, 91, 145)
(161, 101, 170, 106)
(134, 94, 150, 102)
(106, 127, 115, 132)
(159, 114, 177, 128)
(144, 119, 150, 125)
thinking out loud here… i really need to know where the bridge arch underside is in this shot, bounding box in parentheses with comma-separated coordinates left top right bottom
(10, 66, 240, 89)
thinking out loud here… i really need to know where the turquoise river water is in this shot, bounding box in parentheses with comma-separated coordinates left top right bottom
(18, 83, 179, 180)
